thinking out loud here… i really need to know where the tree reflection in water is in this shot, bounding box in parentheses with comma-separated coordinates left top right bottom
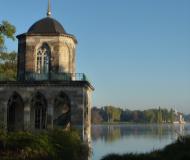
(92, 124, 190, 143)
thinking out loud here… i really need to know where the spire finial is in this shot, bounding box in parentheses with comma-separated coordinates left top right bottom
(47, 0, 51, 17)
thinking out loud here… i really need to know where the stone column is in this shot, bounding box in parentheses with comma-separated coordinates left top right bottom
(24, 101, 31, 131)
(83, 87, 92, 144)
(84, 88, 93, 160)
(47, 99, 54, 129)
(1, 101, 7, 131)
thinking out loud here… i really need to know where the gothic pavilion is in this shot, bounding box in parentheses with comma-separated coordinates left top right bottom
(0, 1, 94, 143)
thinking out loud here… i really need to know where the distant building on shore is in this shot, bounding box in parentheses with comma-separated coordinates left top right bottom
(173, 111, 185, 124)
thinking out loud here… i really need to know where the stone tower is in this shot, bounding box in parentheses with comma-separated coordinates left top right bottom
(0, 1, 94, 143)
(17, 16, 77, 81)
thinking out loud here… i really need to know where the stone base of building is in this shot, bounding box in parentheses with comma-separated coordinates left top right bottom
(0, 80, 93, 143)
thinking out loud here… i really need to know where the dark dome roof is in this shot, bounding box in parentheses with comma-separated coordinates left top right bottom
(28, 17, 66, 34)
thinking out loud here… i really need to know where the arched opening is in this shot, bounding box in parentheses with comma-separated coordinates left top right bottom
(7, 92, 24, 131)
(54, 92, 71, 129)
(31, 92, 47, 129)
(35, 43, 50, 74)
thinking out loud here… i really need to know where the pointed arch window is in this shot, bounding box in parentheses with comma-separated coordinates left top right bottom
(7, 92, 24, 131)
(36, 43, 50, 74)
(31, 92, 47, 129)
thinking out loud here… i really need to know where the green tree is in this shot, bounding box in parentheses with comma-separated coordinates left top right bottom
(0, 20, 16, 80)
(0, 21, 16, 50)
(157, 107, 163, 124)
(144, 110, 155, 123)
(169, 108, 174, 123)
(104, 106, 122, 122)
(0, 51, 17, 80)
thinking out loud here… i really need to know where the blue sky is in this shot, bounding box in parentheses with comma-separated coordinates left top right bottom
(1, 0, 190, 113)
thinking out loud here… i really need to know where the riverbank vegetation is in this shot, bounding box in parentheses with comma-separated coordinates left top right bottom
(101, 136, 190, 160)
(0, 129, 90, 160)
(92, 106, 189, 124)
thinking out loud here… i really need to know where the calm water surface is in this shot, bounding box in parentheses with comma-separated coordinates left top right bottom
(91, 124, 190, 160)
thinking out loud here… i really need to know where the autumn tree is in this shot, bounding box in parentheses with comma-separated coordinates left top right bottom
(91, 107, 103, 124)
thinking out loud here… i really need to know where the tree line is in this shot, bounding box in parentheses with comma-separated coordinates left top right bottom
(92, 106, 176, 124)
(0, 20, 17, 80)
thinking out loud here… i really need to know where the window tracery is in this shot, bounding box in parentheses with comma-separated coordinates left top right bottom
(36, 43, 50, 74)
(31, 92, 47, 129)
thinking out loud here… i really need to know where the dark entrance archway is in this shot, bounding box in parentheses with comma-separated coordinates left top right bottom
(54, 92, 71, 129)
(7, 92, 24, 131)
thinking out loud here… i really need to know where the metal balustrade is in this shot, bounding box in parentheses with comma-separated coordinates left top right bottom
(0, 72, 89, 82)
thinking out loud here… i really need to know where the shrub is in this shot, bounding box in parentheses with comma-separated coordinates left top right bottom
(0, 129, 89, 160)
(47, 129, 90, 160)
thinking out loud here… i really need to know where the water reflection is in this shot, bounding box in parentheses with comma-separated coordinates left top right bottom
(92, 124, 190, 160)
(92, 124, 189, 143)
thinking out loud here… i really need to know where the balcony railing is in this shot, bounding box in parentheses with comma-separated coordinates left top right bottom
(0, 73, 89, 82)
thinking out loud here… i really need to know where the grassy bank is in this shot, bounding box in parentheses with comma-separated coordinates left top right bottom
(101, 136, 190, 160)
(0, 129, 90, 160)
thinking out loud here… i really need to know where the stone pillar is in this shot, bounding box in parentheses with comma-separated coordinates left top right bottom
(87, 89, 92, 143)
(83, 87, 93, 144)
(47, 100, 54, 129)
(24, 101, 31, 131)
(1, 101, 7, 131)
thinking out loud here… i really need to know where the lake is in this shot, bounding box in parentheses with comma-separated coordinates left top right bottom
(91, 123, 190, 160)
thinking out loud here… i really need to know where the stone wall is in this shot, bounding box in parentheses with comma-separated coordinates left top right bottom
(17, 35, 76, 80)
(0, 82, 93, 143)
